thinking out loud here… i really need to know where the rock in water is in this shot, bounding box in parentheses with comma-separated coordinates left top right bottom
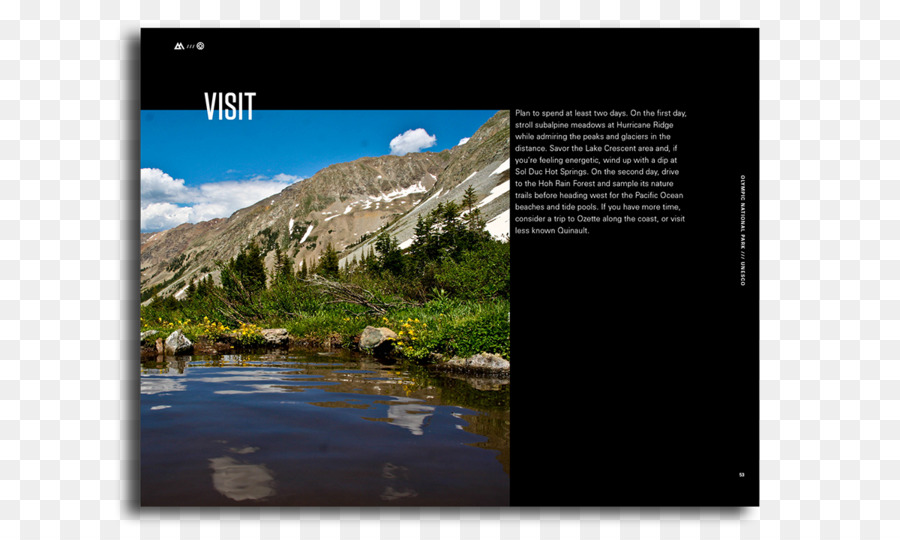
(444, 352, 510, 372)
(164, 330, 193, 356)
(260, 328, 290, 347)
(359, 326, 398, 353)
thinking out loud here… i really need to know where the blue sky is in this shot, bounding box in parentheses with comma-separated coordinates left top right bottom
(140, 109, 498, 232)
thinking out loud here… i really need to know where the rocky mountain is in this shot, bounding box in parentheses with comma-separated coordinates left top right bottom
(140, 110, 510, 300)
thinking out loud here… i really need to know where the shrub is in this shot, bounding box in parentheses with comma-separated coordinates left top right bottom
(434, 239, 510, 302)
(391, 300, 510, 361)
(443, 302, 510, 359)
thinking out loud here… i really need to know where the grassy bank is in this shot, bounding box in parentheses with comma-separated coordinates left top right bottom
(141, 297, 510, 361)
(141, 199, 510, 361)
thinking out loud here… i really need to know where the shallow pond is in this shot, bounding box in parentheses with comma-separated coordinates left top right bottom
(140, 349, 510, 506)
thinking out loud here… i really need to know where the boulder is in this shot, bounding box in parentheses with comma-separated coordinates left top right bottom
(164, 330, 193, 356)
(443, 352, 510, 373)
(260, 328, 290, 347)
(359, 326, 398, 353)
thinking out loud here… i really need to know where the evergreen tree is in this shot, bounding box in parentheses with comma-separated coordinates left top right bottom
(436, 201, 468, 260)
(410, 213, 438, 264)
(461, 186, 478, 213)
(196, 274, 213, 298)
(221, 242, 267, 302)
(184, 279, 197, 301)
(375, 231, 404, 276)
(461, 186, 487, 235)
(319, 242, 340, 279)
(406, 195, 492, 274)
(297, 258, 308, 280)
(363, 248, 380, 277)
(240, 242, 267, 295)
(272, 246, 294, 285)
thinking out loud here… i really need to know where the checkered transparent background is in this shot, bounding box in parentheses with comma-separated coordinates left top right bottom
(1, 0, 897, 538)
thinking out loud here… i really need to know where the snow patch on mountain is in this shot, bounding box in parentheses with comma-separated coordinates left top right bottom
(486, 209, 510, 239)
(370, 180, 428, 203)
(299, 224, 313, 243)
(490, 158, 510, 177)
(479, 180, 510, 208)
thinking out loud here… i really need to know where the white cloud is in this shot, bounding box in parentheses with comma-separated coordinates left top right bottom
(141, 201, 194, 232)
(271, 173, 302, 183)
(389, 128, 437, 156)
(140, 168, 302, 232)
(140, 167, 192, 203)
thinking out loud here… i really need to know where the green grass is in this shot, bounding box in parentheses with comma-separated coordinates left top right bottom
(142, 229, 510, 362)
(142, 298, 510, 361)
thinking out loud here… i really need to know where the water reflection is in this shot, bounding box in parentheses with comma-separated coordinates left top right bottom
(141, 350, 509, 506)
(383, 397, 434, 436)
(380, 462, 418, 501)
(140, 377, 185, 395)
(209, 455, 276, 501)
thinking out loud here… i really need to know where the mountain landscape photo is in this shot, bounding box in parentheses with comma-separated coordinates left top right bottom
(139, 110, 510, 302)
(140, 109, 512, 506)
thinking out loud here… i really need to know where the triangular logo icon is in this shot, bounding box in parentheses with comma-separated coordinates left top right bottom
(174, 42, 184, 50)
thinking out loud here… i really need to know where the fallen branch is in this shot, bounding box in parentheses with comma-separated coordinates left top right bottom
(206, 286, 256, 325)
(304, 275, 413, 316)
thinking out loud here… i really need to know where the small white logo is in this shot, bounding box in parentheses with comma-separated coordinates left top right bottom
(174, 42, 184, 50)
(196, 42, 205, 50)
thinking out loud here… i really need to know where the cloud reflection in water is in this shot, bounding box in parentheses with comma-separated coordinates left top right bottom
(209, 455, 275, 501)
(385, 397, 434, 436)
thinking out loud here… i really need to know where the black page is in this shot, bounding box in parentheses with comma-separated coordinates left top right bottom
(141, 27, 759, 507)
